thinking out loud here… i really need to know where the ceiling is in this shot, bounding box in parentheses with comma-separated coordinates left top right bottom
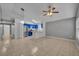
(0, 3, 78, 22)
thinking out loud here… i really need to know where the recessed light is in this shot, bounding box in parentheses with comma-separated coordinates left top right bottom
(20, 21, 24, 24)
(32, 19, 38, 23)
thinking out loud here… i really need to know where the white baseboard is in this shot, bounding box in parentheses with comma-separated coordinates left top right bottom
(46, 36, 74, 42)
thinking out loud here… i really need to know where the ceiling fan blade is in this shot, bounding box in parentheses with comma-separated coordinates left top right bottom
(52, 7, 55, 10)
(42, 10, 48, 12)
(48, 5, 51, 8)
(43, 14, 47, 16)
(52, 11, 59, 13)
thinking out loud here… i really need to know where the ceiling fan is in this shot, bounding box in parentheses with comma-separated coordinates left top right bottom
(42, 5, 59, 16)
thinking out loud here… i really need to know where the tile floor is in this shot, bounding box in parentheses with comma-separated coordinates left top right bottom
(0, 36, 79, 56)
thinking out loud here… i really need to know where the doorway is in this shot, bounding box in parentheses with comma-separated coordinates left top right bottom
(4, 25, 10, 37)
(0, 19, 15, 40)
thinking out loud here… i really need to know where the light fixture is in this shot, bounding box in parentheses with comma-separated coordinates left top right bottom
(21, 8, 24, 11)
(32, 19, 38, 23)
(25, 21, 34, 24)
(20, 21, 24, 24)
(42, 4, 59, 16)
(47, 12, 53, 16)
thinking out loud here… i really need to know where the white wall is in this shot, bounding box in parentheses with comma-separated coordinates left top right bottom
(0, 5, 2, 39)
(46, 17, 76, 39)
(76, 4, 79, 45)
(14, 19, 21, 39)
